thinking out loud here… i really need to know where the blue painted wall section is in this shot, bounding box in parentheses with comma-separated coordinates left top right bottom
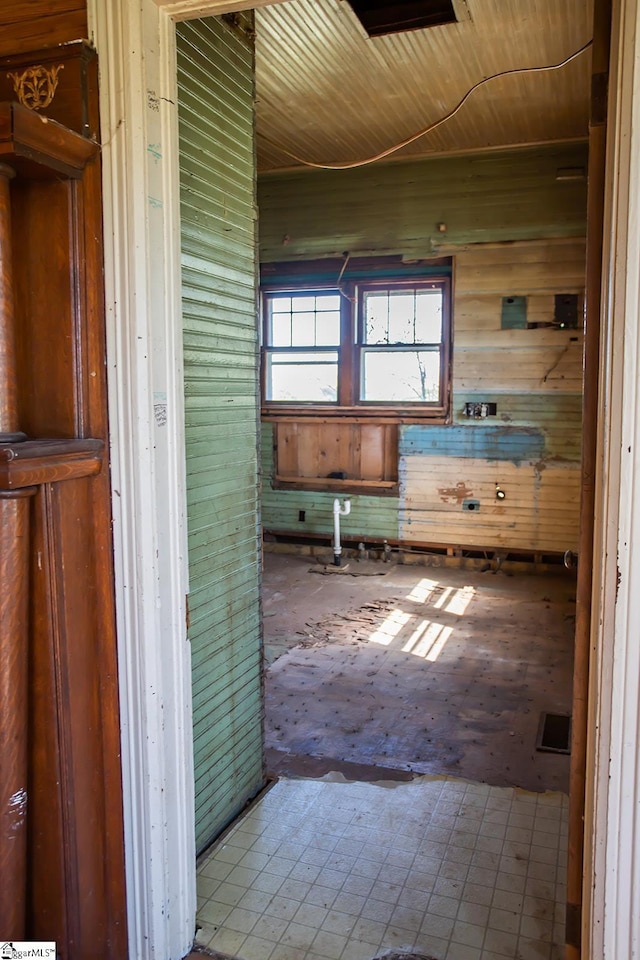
(401, 424, 547, 465)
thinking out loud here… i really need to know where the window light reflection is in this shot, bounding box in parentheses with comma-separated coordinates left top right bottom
(406, 578, 439, 604)
(433, 586, 453, 609)
(369, 609, 411, 645)
(445, 586, 475, 616)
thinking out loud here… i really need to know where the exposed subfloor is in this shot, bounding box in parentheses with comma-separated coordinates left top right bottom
(195, 775, 568, 960)
(262, 553, 575, 793)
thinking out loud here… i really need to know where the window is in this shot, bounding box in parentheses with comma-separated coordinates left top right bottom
(264, 292, 341, 402)
(261, 260, 451, 421)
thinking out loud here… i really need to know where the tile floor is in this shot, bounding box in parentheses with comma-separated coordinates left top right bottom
(195, 776, 567, 960)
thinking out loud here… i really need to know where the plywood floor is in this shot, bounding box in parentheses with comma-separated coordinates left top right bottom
(262, 554, 575, 793)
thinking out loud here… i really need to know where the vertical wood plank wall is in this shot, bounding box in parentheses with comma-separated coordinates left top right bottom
(259, 147, 587, 555)
(177, 16, 263, 853)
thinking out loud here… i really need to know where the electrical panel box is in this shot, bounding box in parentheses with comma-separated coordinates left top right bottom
(464, 402, 497, 419)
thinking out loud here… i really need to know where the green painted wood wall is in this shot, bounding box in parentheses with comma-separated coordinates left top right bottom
(259, 149, 587, 555)
(177, 16, 263, 853)
(258, 143, 588, 262)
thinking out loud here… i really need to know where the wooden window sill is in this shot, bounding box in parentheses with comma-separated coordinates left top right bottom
(273, 475, 399, 496)
(262, 406, 448, 424)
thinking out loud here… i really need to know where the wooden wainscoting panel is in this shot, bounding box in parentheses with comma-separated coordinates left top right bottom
(13, 179, 78, 437)
(274, 420, 399, 492)
(28, 477, 114, 952)
(28, 485, 68, 947)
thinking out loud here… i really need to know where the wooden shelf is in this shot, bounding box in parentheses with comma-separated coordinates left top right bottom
(274, 475, 398, 496)
(0, 101, 97, 179)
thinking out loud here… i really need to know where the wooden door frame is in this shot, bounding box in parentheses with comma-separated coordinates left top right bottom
(90, 0, 640, 957)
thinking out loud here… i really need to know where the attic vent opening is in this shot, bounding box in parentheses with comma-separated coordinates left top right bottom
(347, 0, 457, 37)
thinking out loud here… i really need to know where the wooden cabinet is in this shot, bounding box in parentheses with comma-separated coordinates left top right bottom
(0, 48, 126, 959)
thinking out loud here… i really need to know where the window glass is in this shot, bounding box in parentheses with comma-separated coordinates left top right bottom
(364, 288, 443, 346)
(361, 350, 440, 402)
(262, 269, 450, 415)
(316, 312, 341, 345)
(270, 312, 292, 346)
(291, 311, 316, 346)
(415, 290, 443, 342)
(266, 351, 338, 402)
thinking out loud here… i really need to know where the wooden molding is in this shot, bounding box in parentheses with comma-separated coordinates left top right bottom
(0, 439, 103, 489)
(0, 43, 99, 140)
(154, 0, 289, 20)
(0, 101, 97, 179)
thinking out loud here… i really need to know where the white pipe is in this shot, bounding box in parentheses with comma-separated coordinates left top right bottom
(333, 498, 351, 565)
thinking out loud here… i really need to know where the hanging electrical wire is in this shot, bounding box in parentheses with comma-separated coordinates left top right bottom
(261, 39, 593, 171)
(336, 251, 355, 302)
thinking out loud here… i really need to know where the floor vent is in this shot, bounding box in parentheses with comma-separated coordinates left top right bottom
(536, 713, 572, 754)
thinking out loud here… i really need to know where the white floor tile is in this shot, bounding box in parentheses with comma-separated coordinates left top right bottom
(194, 776, 569, 960)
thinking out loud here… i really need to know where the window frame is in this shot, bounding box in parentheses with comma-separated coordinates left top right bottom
(260, 259, 452, 423)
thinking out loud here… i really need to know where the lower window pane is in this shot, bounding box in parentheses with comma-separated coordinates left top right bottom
(267, 352, 338, 402)
(361, 350, 440, 402)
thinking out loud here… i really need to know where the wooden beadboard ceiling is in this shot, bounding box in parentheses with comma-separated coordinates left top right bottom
(255, 0, 593, 172)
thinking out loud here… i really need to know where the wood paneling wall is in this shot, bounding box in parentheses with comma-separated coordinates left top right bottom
(177, 16, 264, 854)
(259, 154, 586, 555)
(274, 421, 398, 493)
(0, 32, 126, 960)
(258, 143, 588, 261)
(0, 2, 87, 57)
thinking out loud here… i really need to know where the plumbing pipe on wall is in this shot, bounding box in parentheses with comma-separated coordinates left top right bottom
(333, 498, 351, 565)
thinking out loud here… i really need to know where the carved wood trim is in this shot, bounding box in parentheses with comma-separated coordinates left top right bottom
(7, 63, 64, 111)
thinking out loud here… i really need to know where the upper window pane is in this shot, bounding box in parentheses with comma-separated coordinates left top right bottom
(316, 312, 341, 345)
(291, 311, 316, 346)
(415, 290, 443, 341)
(271, 297, 292, 313)
(267, 292, 340, 347)
(271, 313, 292, 346)
(364, 287, 443, 344)
(291, 295, 316, 312)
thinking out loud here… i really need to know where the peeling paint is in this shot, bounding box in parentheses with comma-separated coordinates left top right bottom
(438, 481, 473, 503)
(401, 424, 546, 465)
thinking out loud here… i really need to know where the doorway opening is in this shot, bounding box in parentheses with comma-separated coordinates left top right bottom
(174, 3, 590, 959)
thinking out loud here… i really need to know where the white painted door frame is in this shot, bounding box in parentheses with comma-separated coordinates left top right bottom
(88, 1, 284, 957)
(585, 0, 640, 956)
(89, 0, 640, 956)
